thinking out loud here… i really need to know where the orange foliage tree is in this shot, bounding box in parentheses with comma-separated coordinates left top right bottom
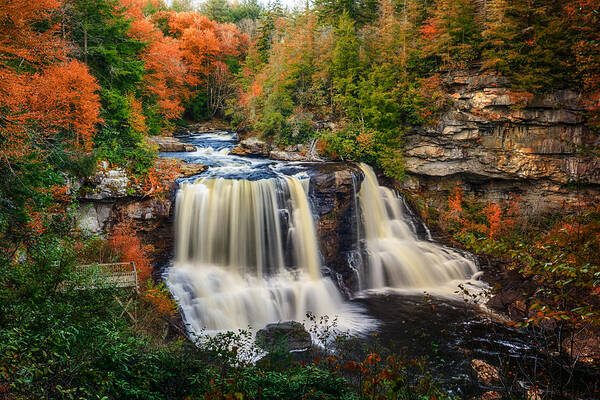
(109, 220, 154, 284)
(122, 0, 188, 123)
(165, 11, 249, 116)
(29, 61, 102, 151)
(0, 0, 101, 244)
(0, 0, 101, 157)
(109, 219, 176, 316)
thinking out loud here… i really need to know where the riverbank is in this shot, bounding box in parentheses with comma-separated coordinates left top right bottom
(64, 122, 600, 399)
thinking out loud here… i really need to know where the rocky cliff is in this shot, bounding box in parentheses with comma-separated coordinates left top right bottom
(307, 163, 364, 292)
(76, 161, 206, 267)
(77, 176, 176, 267)
(401, 71, 600, 214)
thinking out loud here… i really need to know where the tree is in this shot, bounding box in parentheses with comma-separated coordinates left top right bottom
(65, 0, 155, 169)
(331, 12, 362, 118)
(566, 0, 600, 130)
(421, 0, 481, 69)
(122, 0, 188, 128)
(199, 0, 233, 22)
(314, 0, 379, 25)
(28, 61, 102, 151)
(481, 0, 575, 92)
(167, 11, 249, 117)
(0, 0, 101, 249)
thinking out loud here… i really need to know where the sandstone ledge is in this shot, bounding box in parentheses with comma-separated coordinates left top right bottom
(150, 136, 196, 152)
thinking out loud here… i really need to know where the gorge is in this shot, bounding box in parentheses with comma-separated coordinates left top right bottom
(162, 131, 485, 337)
(4, 0, 600, 397)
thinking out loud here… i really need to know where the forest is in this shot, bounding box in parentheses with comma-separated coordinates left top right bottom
(1, 0, 599, 398)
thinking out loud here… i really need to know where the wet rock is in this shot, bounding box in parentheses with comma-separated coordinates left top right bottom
(179, 163, 207, 177)
(231, 137, 271, 157)
(471, 359, 500, 385)
(480, 391, 502, 400)
(308, 163, 364, 290)
(255, 321, 312, 351)
(269, 150, 306, 161)
(150, 136, 196, 152)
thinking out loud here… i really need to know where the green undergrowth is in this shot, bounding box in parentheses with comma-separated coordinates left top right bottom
(1, 234, 454, 400)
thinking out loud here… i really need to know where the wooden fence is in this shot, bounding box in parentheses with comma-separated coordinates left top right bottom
(75, 262, 138, 289)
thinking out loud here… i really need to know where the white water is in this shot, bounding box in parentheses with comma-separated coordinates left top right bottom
(164, 132, 483, 336)
(357, 163, 480, 291)
(168, 175, 364, 334)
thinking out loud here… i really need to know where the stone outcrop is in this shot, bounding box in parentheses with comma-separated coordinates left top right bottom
(80, 163, 130, 200)
(471, 359, 500, 385)
(256, 321, 312, 351)
(308, 163, 364, 291)
(269, 149, 306, 161)
(76, 202, 114, 235)
(401, 71, 600, 213)
(77, 194, 175, 266)
(231, 137, 271, 157)
(150, 136, 196, 152)
(76, 162, 178, 265)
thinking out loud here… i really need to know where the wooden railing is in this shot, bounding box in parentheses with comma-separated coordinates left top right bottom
(56, 262, 139, 292)
(75, 262, 138, 289)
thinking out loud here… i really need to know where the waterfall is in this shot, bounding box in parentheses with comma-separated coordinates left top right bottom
(357, 164, 479, 290)
(168, 176, 363, 334)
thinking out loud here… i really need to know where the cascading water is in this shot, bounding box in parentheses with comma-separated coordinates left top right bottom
(167, 173, 363, 334)
(356, 163, 480, 290)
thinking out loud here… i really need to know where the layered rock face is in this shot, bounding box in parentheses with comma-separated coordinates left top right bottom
(402, 71, 600, 213)
(76, 162, 208, 266)
(307, 163, 364, 291)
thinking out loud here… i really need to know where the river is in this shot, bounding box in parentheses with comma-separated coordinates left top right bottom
(159, 130, 532, 396)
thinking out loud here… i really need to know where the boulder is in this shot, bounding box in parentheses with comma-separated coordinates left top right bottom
(150, 136, 196, 152)
(269, 150, 306, 161)
(231, 137, 270, 157)
(480, 391, 501, 400)
(471, 359, 500, 385)
(255, 321, 312, 351)
(81, 166, 129, 200)
(179, 163, 207, 177)
(76, 202, 113, 235)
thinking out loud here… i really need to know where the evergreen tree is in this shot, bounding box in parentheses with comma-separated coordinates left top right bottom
(65, 0, 153, 171)
(314, 0, 379, 25)
(481, 0, 575, 92)
(331, 12, 362, 118)
(67, 0, 146, 91)
(421, 0, 481, 69)
(255, 1, 285, 63)
(200, 0, 233, 23)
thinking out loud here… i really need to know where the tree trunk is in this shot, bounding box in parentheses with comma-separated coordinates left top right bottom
(83, 24, 88, 64)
